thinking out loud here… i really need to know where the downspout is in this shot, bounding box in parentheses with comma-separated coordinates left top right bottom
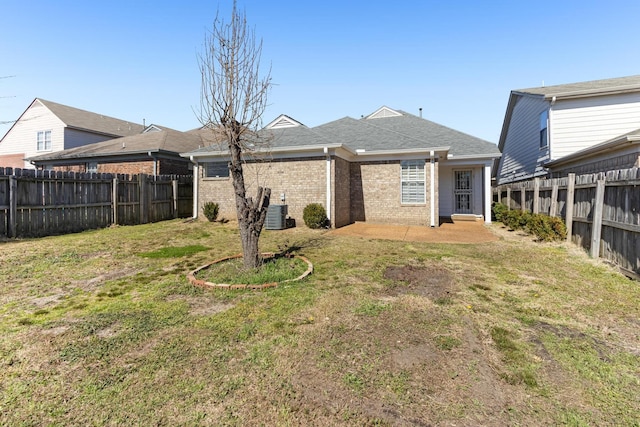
(324, 147, 331, 225)
(191, 157, 199, 219)
(430, 151, 436, 227)
(147, 151, 157, 176)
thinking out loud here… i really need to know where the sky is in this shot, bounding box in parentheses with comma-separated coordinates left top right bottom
(2, 0, 640, 144)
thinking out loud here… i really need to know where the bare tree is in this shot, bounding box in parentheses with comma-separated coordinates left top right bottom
(197, 1, 273, 269)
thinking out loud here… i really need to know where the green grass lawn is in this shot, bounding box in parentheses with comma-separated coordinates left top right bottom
(1, 219, 638, 426)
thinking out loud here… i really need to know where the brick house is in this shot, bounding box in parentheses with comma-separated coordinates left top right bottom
(27, 125, 207, 175)
(182, 106, 500, 228)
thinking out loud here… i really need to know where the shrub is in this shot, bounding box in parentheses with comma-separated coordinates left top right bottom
(303, 203, 328, 229)
(495, 202, 566, 242)
(203, 202, 220, 222)
(527, 214, 567, 242)
(492, 202, 508, 222)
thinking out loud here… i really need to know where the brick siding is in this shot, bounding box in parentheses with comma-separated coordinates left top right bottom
(199, 156, 435, 228)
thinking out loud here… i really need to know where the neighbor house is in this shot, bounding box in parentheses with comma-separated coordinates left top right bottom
(27, 125, 208, 176)
(182, 106, 500, 228)
(0, 98, 145, 169)
(496, 75, 640, 184)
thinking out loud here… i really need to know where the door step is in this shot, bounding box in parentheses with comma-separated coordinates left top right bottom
(451, 214, 484, 222)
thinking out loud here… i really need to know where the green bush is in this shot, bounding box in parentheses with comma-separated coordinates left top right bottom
(303, 203, 328, 229)
(493, 202, 566, 242)
(527, 215, 567, 242)
(492, 202, 508, 222)
(203, 202, 220, 222)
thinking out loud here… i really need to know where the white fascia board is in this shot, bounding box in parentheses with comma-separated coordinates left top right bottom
(182, 143, 352, 162)
(352, 147, 449, 161)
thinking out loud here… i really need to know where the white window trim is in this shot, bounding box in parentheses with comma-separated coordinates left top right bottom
(400, 160, 426, 205)
(37, 130, 52, 152)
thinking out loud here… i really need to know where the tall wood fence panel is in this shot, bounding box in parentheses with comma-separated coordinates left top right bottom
(494, 168, 640, 278)
(0, 168, 193, 238)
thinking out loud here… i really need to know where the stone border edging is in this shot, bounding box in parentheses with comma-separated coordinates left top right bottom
(187, 253, 313, 290)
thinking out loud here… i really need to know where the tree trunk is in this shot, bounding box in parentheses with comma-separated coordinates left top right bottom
(228, 133, 271, 270)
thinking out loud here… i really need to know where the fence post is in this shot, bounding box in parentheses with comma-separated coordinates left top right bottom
(172, 179, 179, 218)
(112, 177, 119, 225)
(565, 174, 575, 242)
(520, 184, 526, 212)
(506, 187, 511, 210)
(533, 178, 540, 214)
(550, 181, 559, 217)
(8, 175, 17, 238)
(590, 179, 606, 259)
(139, 174, 148, 224)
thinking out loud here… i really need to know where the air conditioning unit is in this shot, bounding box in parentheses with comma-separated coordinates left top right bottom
(265, 204, 288, 230)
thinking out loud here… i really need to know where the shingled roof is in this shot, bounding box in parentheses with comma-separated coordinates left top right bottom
(38, 98, 145, 137)
(27, 126, 205, 162)
(183, 107, 499, 159)
(514, 75, 640, 100)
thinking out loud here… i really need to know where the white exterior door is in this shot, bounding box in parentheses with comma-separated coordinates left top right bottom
(453, 170, 473, 214)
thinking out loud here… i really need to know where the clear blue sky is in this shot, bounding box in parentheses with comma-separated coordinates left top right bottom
(2, 0, 640, 143)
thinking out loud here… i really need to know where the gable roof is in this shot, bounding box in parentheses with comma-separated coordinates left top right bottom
(37, 98, 145, 137)
(514, 75, 640, 100)
(27, 126, 205, 163)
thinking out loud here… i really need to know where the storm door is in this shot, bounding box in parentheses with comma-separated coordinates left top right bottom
(453, 170, 473, 214)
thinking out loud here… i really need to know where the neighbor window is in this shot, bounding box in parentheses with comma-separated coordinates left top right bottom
(204, 161, 229, 178)
(87, 162, 98, 173)
(401, 160, 426, 204)
(37, 130, 52, 151)
(539, 110, 548, 148)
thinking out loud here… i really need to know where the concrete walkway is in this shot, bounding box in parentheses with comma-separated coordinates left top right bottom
(327, 221, 499, 244)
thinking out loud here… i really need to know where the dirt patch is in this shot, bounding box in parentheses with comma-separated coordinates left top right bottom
(166, 295, 234, 316)
(383, 264, 456, 300)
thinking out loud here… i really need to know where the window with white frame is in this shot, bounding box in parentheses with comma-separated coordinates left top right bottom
(37, 130, 52, 151)
(204, 161, 230, 178)
(539, 110, 548, 148)
(401, 160, 426, 204)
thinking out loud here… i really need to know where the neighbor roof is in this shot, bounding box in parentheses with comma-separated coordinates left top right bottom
(27, 126, 205, 163)
(514, 75, 640, 100)
(38, 98, 145, 137)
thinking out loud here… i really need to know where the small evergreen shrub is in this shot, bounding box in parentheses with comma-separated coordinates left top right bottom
(203, 202, 220, 222)
(492, 202, 508, 222)
(303, 203, 328, 229)
(493, 202, 566, 241)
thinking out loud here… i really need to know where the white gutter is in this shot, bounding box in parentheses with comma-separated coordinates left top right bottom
(324, 147, 331, 224)
(430, 151, 435, 227)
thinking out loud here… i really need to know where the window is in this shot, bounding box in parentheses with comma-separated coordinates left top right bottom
(37, 130, 52, 151)
(87, 162, 98, 173)
(401, 160, 425, 204)
(205, 161, 229, 178)
(539, 110, 548, 148)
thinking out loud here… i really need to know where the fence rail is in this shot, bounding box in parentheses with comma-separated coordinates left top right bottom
(0, 167, 193, 238)
(493, 168, 640, 278)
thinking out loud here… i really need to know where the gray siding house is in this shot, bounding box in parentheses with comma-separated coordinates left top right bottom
(496, 75, 640, 184)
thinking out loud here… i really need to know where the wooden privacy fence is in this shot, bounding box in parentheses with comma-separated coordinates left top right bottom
(493, 168, 640, 278)
(0, 168, 193, 238)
